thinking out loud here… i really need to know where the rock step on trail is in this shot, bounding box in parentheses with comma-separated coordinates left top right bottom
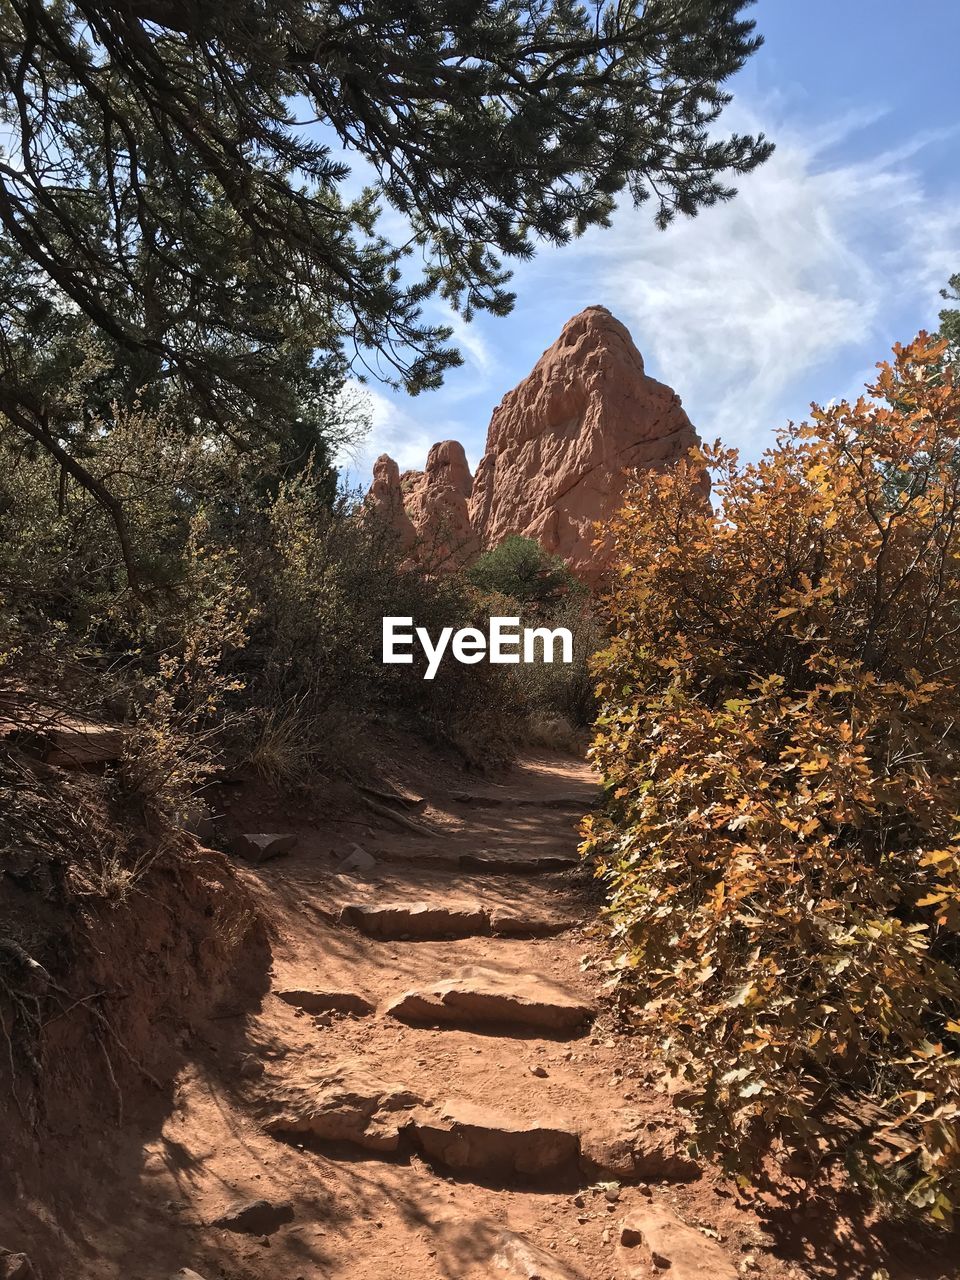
(451, 791, 596, 813)
(338, 897, 575, 940)
(269, 963, 595, 1033)
(371, 846, 582, 874)
(384, 965, 595, 1034)
(235, 751, 747, 1280)
(263, 1059, 700, 1187)
(275, 988, 375, 1017)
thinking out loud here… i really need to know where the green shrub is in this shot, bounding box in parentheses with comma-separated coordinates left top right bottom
(467, 535, 583, 613)
(465, 550, 600, 743)
(510, 596, 601, 733)
(0, 397, 525, 834)
(237, 474, 521, 778)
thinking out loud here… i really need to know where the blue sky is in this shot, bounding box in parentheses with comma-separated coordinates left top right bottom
(339, 1, 960, 486)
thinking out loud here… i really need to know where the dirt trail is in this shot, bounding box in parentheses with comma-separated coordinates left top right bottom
(12, 751, 957, 1280)
(192, 750, 652, 1280)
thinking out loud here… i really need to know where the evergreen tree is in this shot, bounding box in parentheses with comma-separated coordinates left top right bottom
(0, 0, 772, 584)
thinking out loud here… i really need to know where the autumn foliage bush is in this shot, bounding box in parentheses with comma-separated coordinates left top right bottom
(583, 335, 960, 1220)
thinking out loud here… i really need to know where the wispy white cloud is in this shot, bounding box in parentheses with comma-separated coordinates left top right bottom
(539, 101, 960, 455)
(337, 385, 433, 480)
(336, 384, 477, 488)
(436, 302, 496, 377)
(334, 91, 959, 485)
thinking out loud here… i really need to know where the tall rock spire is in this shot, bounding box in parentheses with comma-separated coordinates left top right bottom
(366, 307, 700, 581)
(468, 306, 700, 580)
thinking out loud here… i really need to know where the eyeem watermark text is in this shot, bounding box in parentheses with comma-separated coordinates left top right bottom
(382, 616, 573, 680)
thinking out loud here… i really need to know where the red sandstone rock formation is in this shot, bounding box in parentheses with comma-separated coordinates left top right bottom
(365, 307, 700, 580)
(366, 453, 417, 553)
(468, 306, 700, 580)
(389, 440, 478, 569)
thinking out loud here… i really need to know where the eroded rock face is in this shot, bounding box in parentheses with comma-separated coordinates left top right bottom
(233, 833, 297, 864)
(210, 1199, 294, 1235)
(336, 898, 572, 941)
(340, 899, 488, 941)
(402, 439, 478, 569)
(579, 1114, 702, 1182)
(0, 1249, 35, 1280)
(274, 988, 374, 1017)
(490, 1230, 581, 1280)
(365, 307, 698, 582)
(366, 453, 417, 553)
(469, 306, 699, 580)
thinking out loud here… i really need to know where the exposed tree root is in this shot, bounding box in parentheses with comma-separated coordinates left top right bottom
(0, 935, 162, 1130)
(361, 794, 435, 836)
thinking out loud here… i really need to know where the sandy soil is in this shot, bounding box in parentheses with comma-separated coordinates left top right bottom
(3, 751, 959, 1280)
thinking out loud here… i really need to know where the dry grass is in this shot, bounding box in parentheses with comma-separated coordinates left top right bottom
(523, 710, 587, 755)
